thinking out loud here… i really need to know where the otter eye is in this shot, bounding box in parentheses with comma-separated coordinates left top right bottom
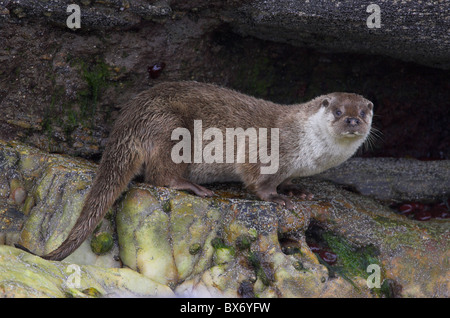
(360, 110, 366, 118)
(335, 110, 342, 116)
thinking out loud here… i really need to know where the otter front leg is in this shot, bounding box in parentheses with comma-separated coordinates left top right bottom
(277, 179, 314, 200)
(252, 184, 294, 209)
(242, 167, 294, 208)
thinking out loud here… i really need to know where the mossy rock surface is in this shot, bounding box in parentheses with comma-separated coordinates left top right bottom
(0, 140, 448, 297)
(0, 245, 174, 298)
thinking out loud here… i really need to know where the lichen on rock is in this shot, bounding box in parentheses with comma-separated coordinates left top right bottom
(0, 245, 174, 298)
(0, 140, 448, 298)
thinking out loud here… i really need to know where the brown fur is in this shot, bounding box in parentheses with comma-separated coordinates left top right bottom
(26, 81, 372, 261)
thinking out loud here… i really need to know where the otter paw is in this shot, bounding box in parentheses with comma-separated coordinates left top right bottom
(278, 184, 314, 200)
(170, 179, 215, 197)
(267, 194, 294, 209)
(193, 184, 215, 197)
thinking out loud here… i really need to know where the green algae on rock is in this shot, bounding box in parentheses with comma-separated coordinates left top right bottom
(0, 140, 448, 297)
(90, 232, 114, 255)
(116, 187, 178, 286)
(0, 245, 174, 298)
(0, 140, 119, 267)
(301, 177, 450, 298)
(189, 243, 202, 255)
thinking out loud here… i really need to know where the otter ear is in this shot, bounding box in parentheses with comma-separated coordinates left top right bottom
(321, 98, 330, 108)
(367, 102, 374, 110)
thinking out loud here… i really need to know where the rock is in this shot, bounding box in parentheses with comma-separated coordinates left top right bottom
(0, 0, 448, 163)
(90, 232, 114, 255)
(228, 0, 450, 69)
(116, 187, 179, 286)
(303, 178, 449, 298)
(5, 0, 446, 68)
(0, 140, 448, 297)
(3, 0, 173, 30)
(0, 245, 174, 298)
(9, 178, 27, 205)
(0, 140, 120, 267)
(317, 157, 450, 203)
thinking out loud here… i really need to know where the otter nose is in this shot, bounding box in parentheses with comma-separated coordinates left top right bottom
(345, 117, 360, 127)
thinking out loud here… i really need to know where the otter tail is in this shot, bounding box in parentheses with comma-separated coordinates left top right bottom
(26, 139, 144, 261)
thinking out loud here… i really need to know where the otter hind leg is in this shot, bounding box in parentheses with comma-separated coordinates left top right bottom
(144, 157, 214, 197)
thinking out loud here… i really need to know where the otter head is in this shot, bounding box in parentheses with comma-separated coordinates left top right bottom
(321, 93, 373, 140)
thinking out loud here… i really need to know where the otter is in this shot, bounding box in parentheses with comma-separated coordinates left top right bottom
(16, 81, 373, 261)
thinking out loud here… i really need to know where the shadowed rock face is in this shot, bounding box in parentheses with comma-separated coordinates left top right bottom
(0, 1, 448, 297)
(228, 0, 450, 69)
(0, 141, 448, 297)
(0, 1, 448, 161)
(3, 1, 448, 69)
(317, 157, 450, 203)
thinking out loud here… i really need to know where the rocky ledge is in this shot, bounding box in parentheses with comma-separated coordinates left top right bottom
(0, 140, 448, 297)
